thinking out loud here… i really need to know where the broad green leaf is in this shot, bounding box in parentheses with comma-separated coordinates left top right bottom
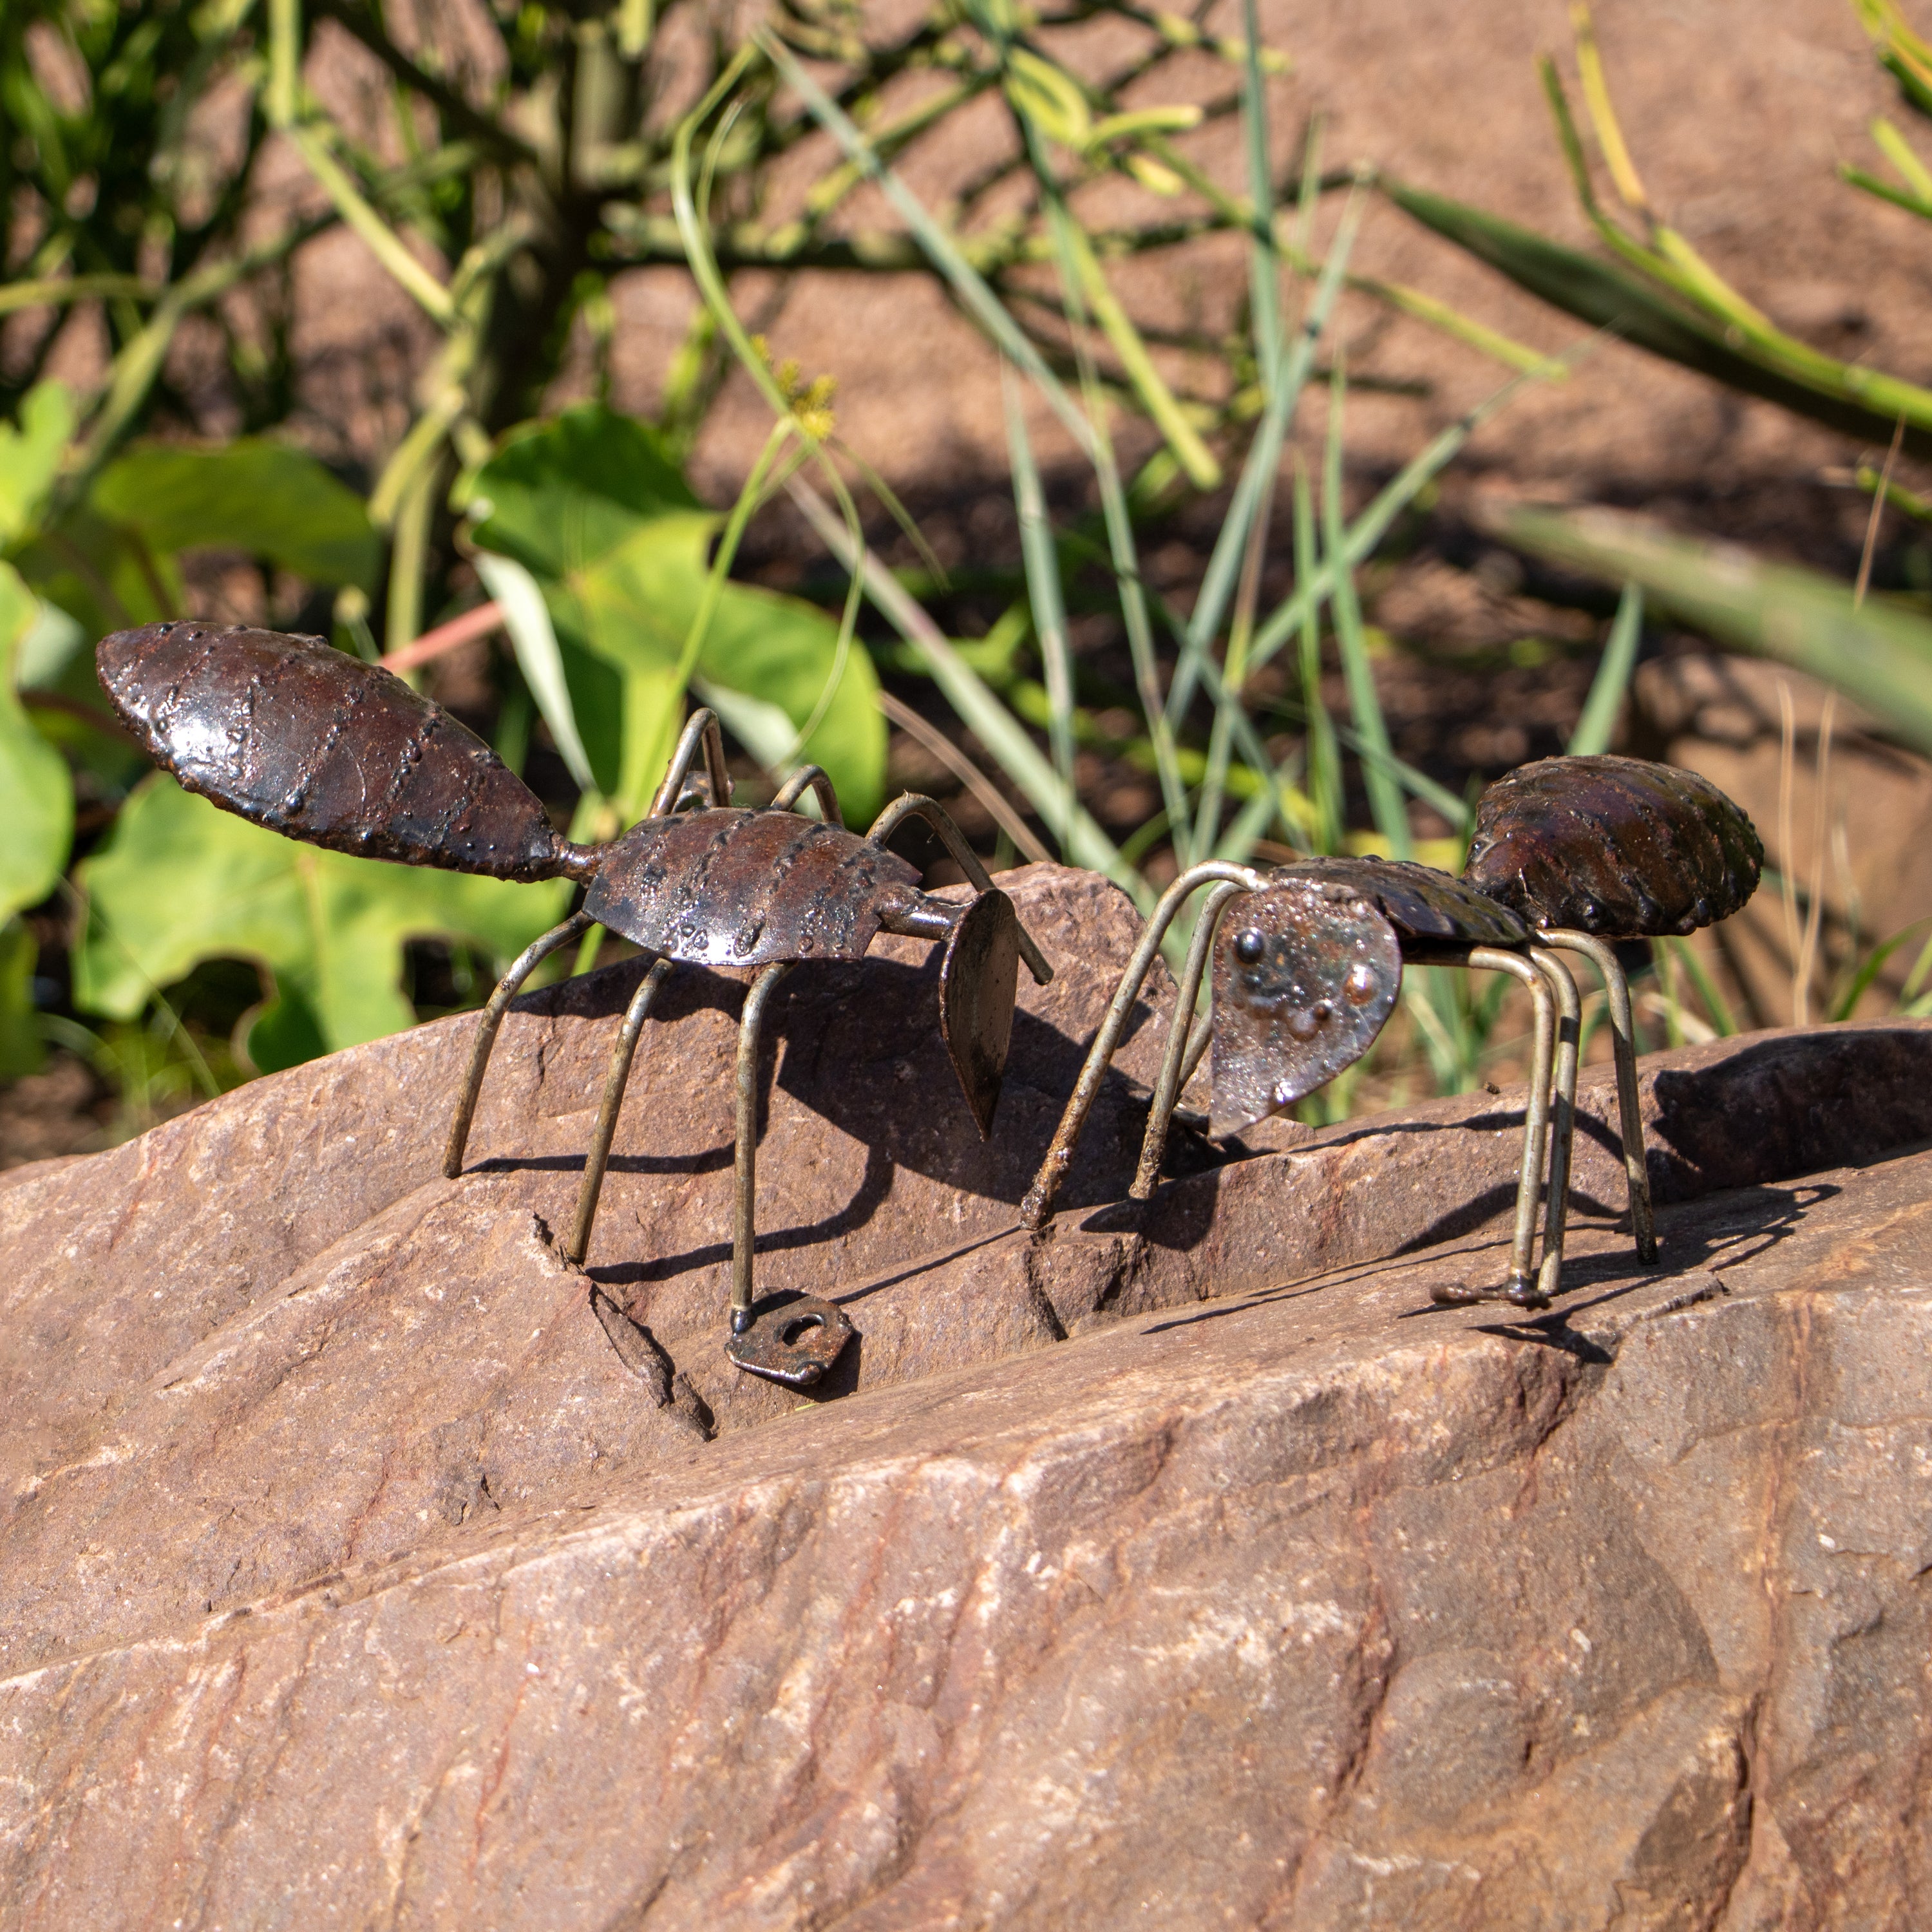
(75, 776, 569, 1068)
(1492, 502, 1932, 758)
(0, 562, 73, 924)
(14, 503, 184, 641)
(92, 438, 381, 591)
(0, 383, 74, 547)
(472, 404, 886, 824)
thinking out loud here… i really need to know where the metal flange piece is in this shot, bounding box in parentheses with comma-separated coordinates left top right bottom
(725, 1296, 857, 1388)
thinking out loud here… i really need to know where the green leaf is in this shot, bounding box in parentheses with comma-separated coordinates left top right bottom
(1491, 502, 1932, 759)
(0, 918, 41, 1083)
(0, 562, 74, 925)
(471, 404, 886, 824)
(0, 383, 75, 547)
(74, 776, 570, 1066)
(91, 438, 381, 591)
(12, 501, 182, 643)
(1379, 177, 1932, 455)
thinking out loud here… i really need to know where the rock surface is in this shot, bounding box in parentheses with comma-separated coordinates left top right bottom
(4, 866, 1932, 1927)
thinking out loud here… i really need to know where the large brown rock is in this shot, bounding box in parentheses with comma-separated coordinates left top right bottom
(4, 865, 1932, 1926)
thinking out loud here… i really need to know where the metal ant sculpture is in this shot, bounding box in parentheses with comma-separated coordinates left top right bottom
(1021, 755, 1763, 1308)
(97, 621, 1050, 1387)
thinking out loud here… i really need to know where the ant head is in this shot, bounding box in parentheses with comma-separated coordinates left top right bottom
(1209, 880, 1401, 1137)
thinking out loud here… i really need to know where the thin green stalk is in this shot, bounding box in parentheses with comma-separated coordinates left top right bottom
(759, 32, 1101, 463)
(1064, 220, 1220, 489)
(1003, 363, 1077, 851)
(1294, 459, 1343, 853)
(285, 126, 457, 325)
(385, 455, 438, 656)
(1166, 184, 1363, 728)
(1022, 158, 1192, 858)
(1247, 365, 1543, 672)
(786, 477, 1142, 904)
(1192, 480, 1271, 854)
(1567, 582, 1643, 755)
(1322, 361, 1407, 858)
(1240, 0, 1281, 392)
(675, 417, 797, 699)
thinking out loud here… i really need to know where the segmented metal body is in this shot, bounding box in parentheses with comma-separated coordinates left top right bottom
(585, 808, 922, 967)
(97, 621, 589, 884)
(1276, 856, 1531, 954)
(1463, 753, 1763, 936)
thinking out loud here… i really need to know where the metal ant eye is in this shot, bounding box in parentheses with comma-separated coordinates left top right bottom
(1234, 929, 1265, 965)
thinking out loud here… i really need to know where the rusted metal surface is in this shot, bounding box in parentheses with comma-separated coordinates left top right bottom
(585, 810, 922, 967)
(1275, 855, 1529, 954)
(1463, 753, 1763, 936)
(1425, 948, 1560, 1309)
(1020, 860, 1265, 1232)
(871, 794, 1055, 986)
(442, 910, 594, 1179)
(1209, 878, 1403, 1136)
(1539, 929, 1657, 1264)
(91, 623, 1053, 1385)
(569, 955, 677, 1266)
(97, 622, 589, 882)
(724, 1295, 858, 1388)
(939, 888, 1021, 1141)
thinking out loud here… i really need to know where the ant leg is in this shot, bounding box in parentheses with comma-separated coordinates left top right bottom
(1466, 947, 1556, 1307)
(730, 963, 794, 1334)
(443, 909, 594, 1179)
(770, 764, 843, 825)
(564, 956, 676, 1265)
(1132, 880, 1248, 1199)
(1529, 948, 1582, 1302)
(1021, 862, 1262, 1231)
(647, 707, 732, 817)
(1542, 930, 1656, 1265)
(868, 793, 1054, 986)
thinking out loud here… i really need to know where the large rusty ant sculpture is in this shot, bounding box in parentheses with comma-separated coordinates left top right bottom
(97, 621, 1050, 1387)
(1021, 755, 1763, 1309)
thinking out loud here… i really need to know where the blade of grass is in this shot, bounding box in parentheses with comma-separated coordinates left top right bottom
(1247, 363, 1546, 675)
(760, 32, 1100, 462)
(1322, 359, 1408, 859)
(1294, 457, 1343, 851)
(1167, 182, 1364, 729)
(1030, 175, 1193, 858)
(470, 551, 596, 791)
(1240, 0, 1282, 392)
(1003, 361, 1077, 851)
(1487, 500, 1932, 760)
(786, 476, 1143, 903)
(1567, 581, 1643, 754)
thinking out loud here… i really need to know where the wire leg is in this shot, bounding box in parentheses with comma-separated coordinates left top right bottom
(1468, 947, 1555, 1307)
(1530, 948, 1581, 1302)
(1132, 880, 1247, 1199)
(648, 707, 732, 817)
(1544, 930, 1657, 1265)
(1021, 861, 1262, 1231)
(770, 764, 842, 824)
(867, 792, 1054, 986)
(442, 910, 594, 1180)
(731, 963, 794, 1334)
(564, 956, 675, 1265)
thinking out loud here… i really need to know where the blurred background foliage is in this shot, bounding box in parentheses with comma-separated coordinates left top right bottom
(3, 0, 1931, 1159)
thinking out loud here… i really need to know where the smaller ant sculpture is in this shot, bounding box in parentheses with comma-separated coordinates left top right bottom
(1021, 755, 1763, 1308)
(98, 621, 1051, 1387)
